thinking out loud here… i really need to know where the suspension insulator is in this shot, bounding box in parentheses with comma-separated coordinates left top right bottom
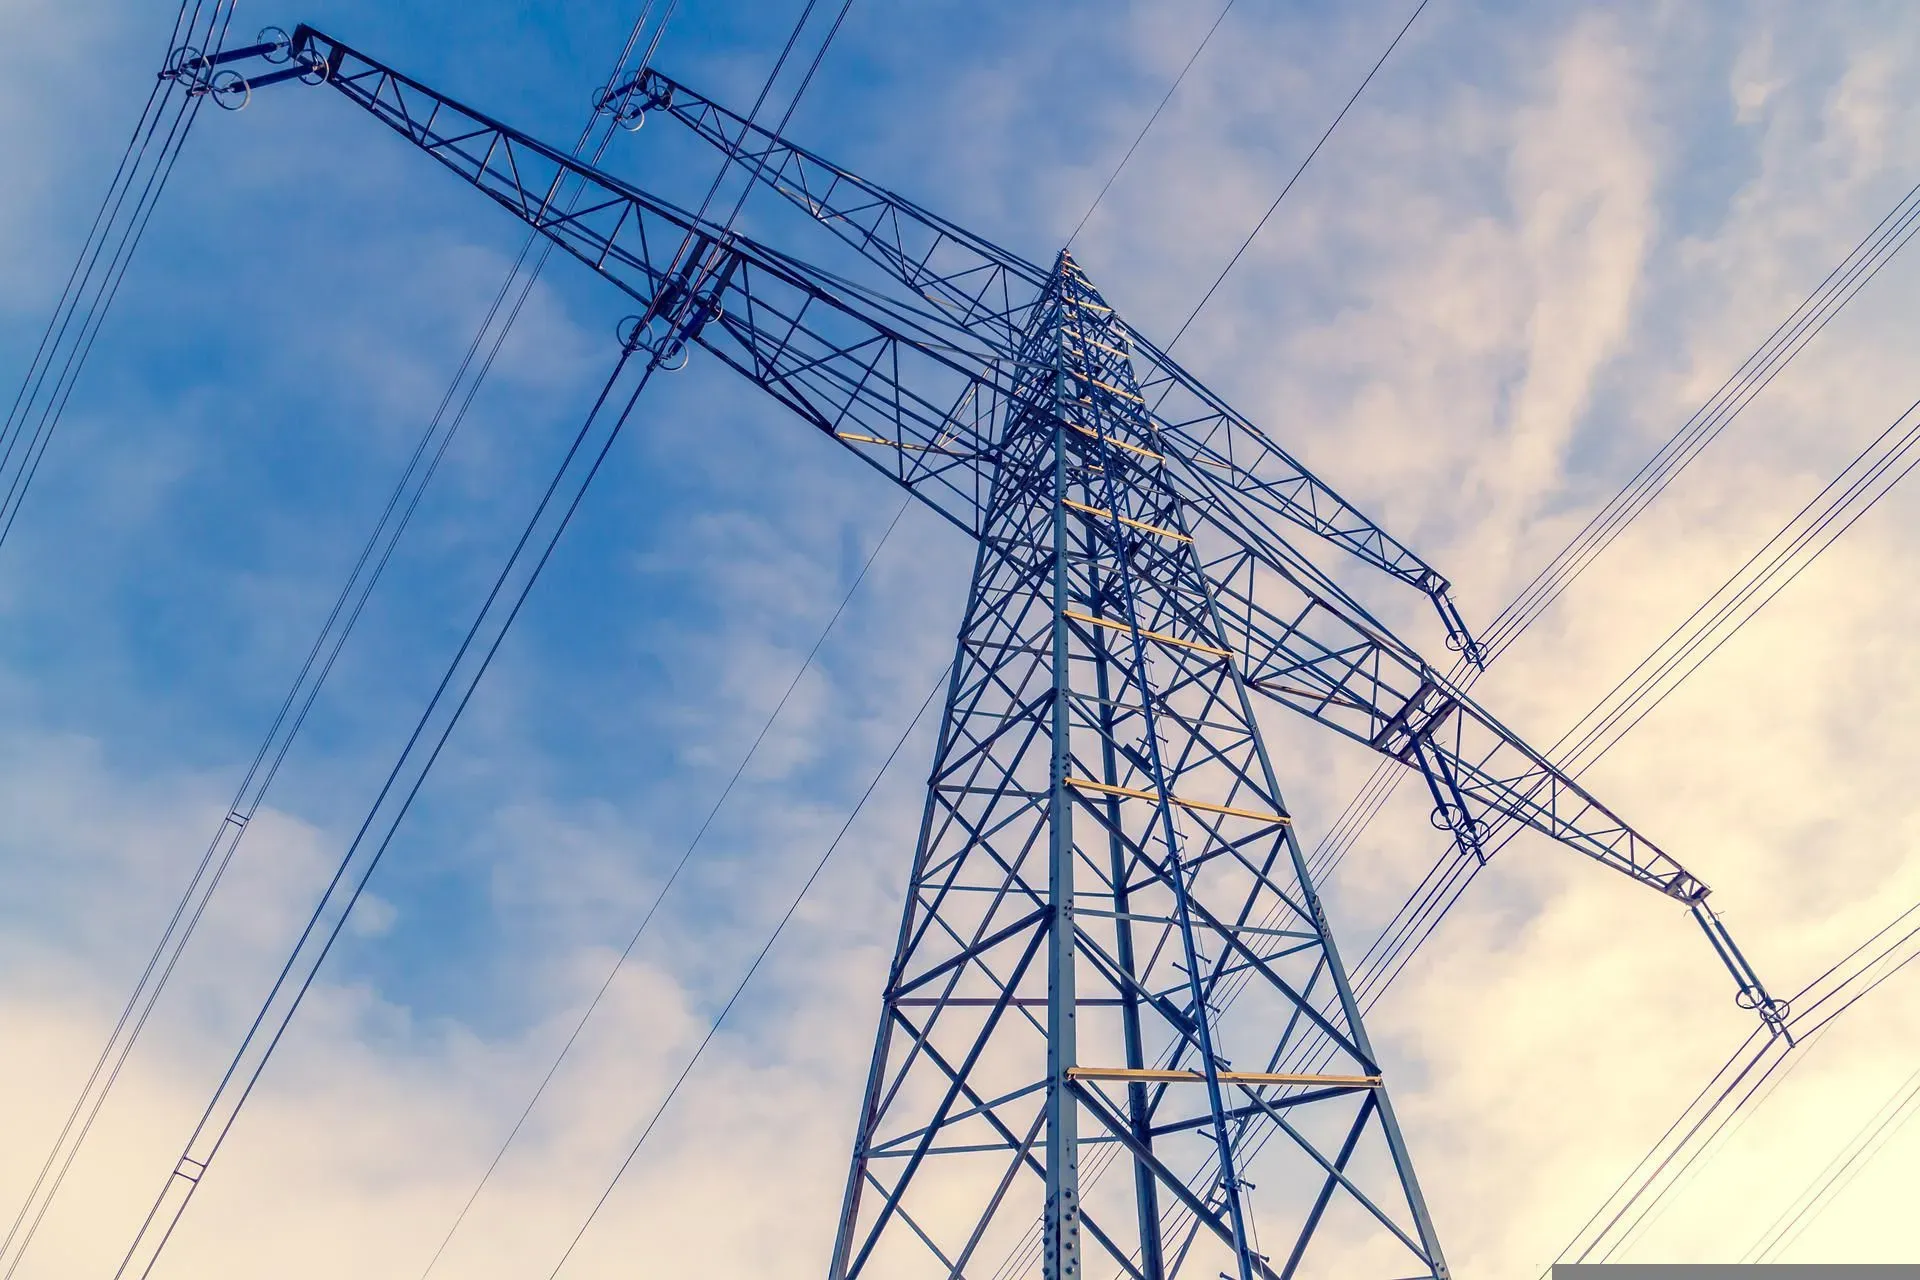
(208, 70, 250, 111)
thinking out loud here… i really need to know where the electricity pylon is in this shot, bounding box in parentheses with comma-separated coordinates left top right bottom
(151, 27, 1792, 1280)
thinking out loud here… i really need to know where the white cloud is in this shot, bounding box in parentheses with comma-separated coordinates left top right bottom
(3, 1, 1919, 1277)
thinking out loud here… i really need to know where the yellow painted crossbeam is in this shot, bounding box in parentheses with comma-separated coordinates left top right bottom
(1061, 498, 1192, 543)
(1066, 1066, 1377, 1088)
(1069, 423, 1165, 462)
(1061, 609, 1229, 659)
(1065, 776, 1290, 826)
(1081, 374, 1145, 405)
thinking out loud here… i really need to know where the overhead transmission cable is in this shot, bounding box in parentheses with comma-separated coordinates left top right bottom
(0, 0, 241, 550)
(0, 7, 682, 1275)
(1165, 0, 1431, 352)
(412, 495, 912, 1279)
(1139, 391, 1920, 1261)
(1602, 1020, 1838, 1262)
(1303, 175, 1920, 890)
(540, 666, 948, 1279)
(431, 9, 878, 1271)
(114, 0, 859, 1270)
(1744, 1064, 1920, 1262)
(1546, 891, 1920, 1271)
(1350, 392, 1920, 1012)
(1062, 0, 1239, 249)
(1280, 431, 1920, 1259)
(1480, 183, 1920, 662)
(655, 0, 856, 289)
(110, 338, 666, 1280)
(1785, 899, 1920, 1035)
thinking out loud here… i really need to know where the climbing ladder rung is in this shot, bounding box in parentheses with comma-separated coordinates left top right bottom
(1061, 609, 1229, 658)
(1065, 776, 1290, 825)
(1079, 374, 1145, 404)
(1063, 332, 1130, 360)
(1061, 498, 1192, 543)
(1070, 423, 1164, 462)
(1066, 1066, 1377, 1087)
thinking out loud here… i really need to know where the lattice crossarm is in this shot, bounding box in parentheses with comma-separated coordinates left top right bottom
(1132, 334, 1481, 661)
(252, 27, 1038, 537)
(630, 68, 1050, 343)
(1187, 522, 1711, 903)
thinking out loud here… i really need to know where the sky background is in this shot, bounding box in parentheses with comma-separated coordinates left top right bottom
(2, 0, 1919, 1276)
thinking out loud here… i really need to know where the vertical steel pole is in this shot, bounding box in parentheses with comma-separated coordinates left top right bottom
(1043, 347, 1084, 1280)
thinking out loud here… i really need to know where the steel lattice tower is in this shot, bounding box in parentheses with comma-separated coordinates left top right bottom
(124, 27, 1798, 1280)
(831, 254, 1444, 1279)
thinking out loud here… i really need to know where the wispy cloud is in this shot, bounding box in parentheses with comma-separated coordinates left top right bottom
(3, 1, 1918, 1277)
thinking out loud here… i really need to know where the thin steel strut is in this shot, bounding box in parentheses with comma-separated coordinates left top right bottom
(162, 25, 1797, 1278)
(829, 255, 1446, 1279)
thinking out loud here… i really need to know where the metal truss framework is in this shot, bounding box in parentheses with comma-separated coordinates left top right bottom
(168, 26, 1796, 1280)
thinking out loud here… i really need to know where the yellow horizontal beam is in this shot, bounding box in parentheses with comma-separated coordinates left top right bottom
(1067, 1066, 1378, 1088)
(1082, 374, 1145, 405)
(1065, 776, 1290, 826)
(1061, 498, 1193, 544)
(1070, 423, 1165, 462)
(1061, 609, 1229, 659)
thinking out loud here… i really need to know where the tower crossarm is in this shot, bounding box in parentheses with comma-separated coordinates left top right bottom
(625, 66, 1481, 657)
(199, 24, 1780, 1028)
(264, 26, 1032, 539)
(1196, 525, 1708, 903)
(626, 68, 1051, 347)
(1197, 533, 1788, 1026)
(251, 25, 1476, 660)
(1130, 335, 1482, 661)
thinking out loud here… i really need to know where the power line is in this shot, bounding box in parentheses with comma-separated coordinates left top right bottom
(1744, 1064, 1920, 1262)
(1166, 0, 1431, 351)
(1604, 1021, 1838, 1262)
(1302, 389, 1920, 1021)
(539, 664, 948, 1279)
(0, 6, 686, 1273)
(412, 495, 911, 1279)
(111, 337, 663, 1280)
(1303, 171, 1920, 892)
(1152, 389, 1920, 1259)
(414, 5, 879, 1270)
(1063, 0, 1239, 249)
(1479, 181, 1920, 661)
(1546, 892, 1920, 1270)
(0, 2, 242, 551)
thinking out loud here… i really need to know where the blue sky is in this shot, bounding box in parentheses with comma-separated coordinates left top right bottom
(4, 1, 1920, 1276)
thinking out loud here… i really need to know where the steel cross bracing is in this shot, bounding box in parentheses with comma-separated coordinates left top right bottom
(179, 26, 1795, 1278)
(826, 252, 1448, 1279)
